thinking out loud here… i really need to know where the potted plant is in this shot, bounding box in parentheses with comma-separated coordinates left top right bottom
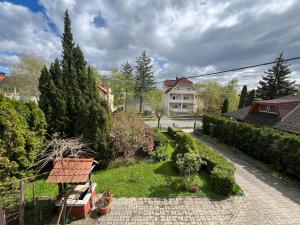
(103, 190, 113, 202)
(98, 198, 111, 215)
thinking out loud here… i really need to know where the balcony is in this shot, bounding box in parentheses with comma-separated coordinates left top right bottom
(169, 98, 194, 103)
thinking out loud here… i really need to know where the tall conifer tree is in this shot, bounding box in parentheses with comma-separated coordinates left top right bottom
(39, 10, 111, 167)
(135, 51, 156, 114)
(238, 85, 248, 108)
(246, 89, 256, 106)
(221, 99, 229, 113)
(257, 53, 295, 99)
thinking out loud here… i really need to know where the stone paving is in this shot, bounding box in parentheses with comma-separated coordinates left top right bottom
(90, 137, 300, 225)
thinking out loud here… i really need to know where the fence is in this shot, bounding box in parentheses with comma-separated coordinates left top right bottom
(0, 172, 56, 225)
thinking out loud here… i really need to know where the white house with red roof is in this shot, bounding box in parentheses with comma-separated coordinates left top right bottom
(163, 77, 197, 114)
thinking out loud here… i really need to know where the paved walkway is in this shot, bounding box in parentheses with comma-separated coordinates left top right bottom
(90, 136, 300, 225)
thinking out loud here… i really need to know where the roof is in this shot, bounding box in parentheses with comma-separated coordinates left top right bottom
(164, 77, 193, 93)
(0, 74, 6, 82)
(224, 94, 300, 134)
(47, 158, 94, 184)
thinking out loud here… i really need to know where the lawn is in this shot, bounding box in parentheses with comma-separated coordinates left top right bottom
(26, 133, 221, 198)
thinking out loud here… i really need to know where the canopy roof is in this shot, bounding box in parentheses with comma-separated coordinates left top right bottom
(47, 158, 94, 184)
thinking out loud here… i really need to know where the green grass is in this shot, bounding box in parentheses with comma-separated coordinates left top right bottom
(195, 130, 300, 191)
(25, 132, 227, 198)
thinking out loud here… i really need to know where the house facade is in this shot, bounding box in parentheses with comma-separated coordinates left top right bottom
(98, 84, 116, 112)
(163, 77, 197, 114)
(224, 94, 300, 134)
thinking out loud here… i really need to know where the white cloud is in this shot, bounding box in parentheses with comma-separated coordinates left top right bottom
(0, 0, 300, 88)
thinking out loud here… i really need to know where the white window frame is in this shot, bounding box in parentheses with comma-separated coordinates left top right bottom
(259, 104, 268, 112)
(268, 104, 277, 114)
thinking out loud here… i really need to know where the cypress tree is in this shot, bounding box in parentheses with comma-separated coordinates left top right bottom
(38, 10, 111, 167)
(221, 99, 229, 113)
(135, 51, 156, 115)
(257, 53, 295, 99)
(246, 89, 256, 106)
(238, 85, 248, 108)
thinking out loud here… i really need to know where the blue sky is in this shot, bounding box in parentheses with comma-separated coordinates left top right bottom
(1, 0, 300, 88)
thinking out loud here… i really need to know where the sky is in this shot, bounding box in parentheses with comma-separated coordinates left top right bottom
(0, 0, 300, 89)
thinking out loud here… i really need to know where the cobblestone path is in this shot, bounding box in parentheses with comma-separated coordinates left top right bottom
(93, 137, 300, 225)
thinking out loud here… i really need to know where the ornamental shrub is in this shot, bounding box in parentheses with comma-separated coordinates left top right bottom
(202, 114, 300, 179)
(176, 152, 205, 176)
(172, 132, 198, 162)
(167, 126, 183, 138)
(154, 132, 169, 147)
(0, 95, 46, 192)
(110, 112, 155, 159)
(150, 146, 168, 161)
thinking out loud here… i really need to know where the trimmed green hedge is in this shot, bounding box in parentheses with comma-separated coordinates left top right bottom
(169, 129, 239, 196)
(198, 140, 237, 196)
(203, 114, 300, 179)
(167, 126, 183, 138)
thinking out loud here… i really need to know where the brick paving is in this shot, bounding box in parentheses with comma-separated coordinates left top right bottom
(89, 137, 300, 225)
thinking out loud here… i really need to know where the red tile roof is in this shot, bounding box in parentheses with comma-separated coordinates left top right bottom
(0, 74, 6, 82)
(164, 77, 193, 93)
(47, 158, 94, 184)
(163, 77, 193, 87)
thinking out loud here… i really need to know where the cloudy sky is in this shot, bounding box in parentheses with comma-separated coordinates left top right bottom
(0, 0, 300, 89)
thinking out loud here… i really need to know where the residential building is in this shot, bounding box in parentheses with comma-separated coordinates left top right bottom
(0, 71, 6, 82)
(223, 93, 300, 134)
(98, 84, 116, 112)
(163, 77, 197, 114)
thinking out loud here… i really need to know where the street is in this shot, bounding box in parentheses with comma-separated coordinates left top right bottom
(145, 117, 202, 129)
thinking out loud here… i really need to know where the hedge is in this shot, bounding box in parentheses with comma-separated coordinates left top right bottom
(167, 126, 183, 139)
(202, 114, 300, 179)
(198, 140, 237, 196)
(169, 129, 239, 196)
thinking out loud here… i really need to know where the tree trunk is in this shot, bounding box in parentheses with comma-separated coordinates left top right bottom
(139, 95, 143, 115)
(157, 117, 160, 128)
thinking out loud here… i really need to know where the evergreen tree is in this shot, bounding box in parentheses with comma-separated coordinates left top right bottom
(221, 99, 229, 113)
(38, 10, 111, 167)
(135, 51, 156, 114)
(246, 89, 256, 106)
(121, 61, 134, 112)
(257, 53, 295, 99)
(238, 85, 248, 108)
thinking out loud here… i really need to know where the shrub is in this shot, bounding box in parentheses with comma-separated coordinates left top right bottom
(202, 114, 300, 179)
(172, 132, 198, 161)
(0, 96, 46, 192)
(110, 112, 155, 159)
(210, 166, 236, 196)
(154, 132, 169, 147)
(150, 146, 168, 161)
(167, 126, 183, 138)
(176, 152, 205, 176)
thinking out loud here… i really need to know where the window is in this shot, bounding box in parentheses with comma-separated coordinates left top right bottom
(176, 87, 180, 90)
(172, 104, 178, 109)
(269, 105, 277, 113)
(182, 105, 188, 109)
(259, 104, 267, 112)
(183, 96, 189, 100)
(187, 87, 191, 91)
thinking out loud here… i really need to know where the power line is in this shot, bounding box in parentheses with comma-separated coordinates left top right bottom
(156, 56, 300, 83)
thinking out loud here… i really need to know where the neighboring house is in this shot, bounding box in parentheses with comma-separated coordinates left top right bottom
(163, 77, 197, 114)
(0, 71, 6, 82)
(98, 84, 116, 112)
(224, 94, 300, 134)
